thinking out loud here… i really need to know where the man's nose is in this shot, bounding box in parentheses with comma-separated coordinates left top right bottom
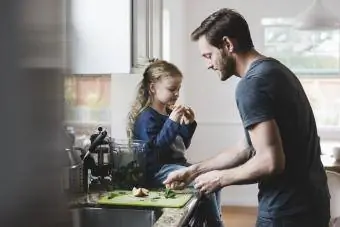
(206, 60, 213, 70)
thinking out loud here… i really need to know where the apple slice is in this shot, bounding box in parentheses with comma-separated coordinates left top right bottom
(132, 187, 149, 197)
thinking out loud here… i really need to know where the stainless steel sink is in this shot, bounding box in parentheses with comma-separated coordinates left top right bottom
(71, 207, 163, 227)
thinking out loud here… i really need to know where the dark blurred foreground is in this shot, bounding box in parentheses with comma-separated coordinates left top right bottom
(0, 1, 71, 227)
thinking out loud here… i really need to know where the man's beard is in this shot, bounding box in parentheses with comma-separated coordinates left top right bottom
(219, 50, 236, 81)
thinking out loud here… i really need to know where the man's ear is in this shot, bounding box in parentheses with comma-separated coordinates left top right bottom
(222, 36, 234, 53)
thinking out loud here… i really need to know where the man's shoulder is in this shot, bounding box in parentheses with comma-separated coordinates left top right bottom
(236, 72, 267, 98)
(244, 57, 289, 80)
(248, 57, 281, 71)
(237, 57, 292, 93)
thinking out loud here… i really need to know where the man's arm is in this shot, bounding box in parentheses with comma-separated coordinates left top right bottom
(163, 137, 255, 189)
(188, 137, 254, 178)
(219, 119, 285, 186)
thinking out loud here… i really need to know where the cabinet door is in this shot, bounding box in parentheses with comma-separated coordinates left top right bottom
(132, 0, 163, 70)
(70, 0, 131, 74)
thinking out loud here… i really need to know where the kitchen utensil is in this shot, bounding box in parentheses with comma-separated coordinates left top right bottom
(63, 147, 86, 193)
(111, 139, 147, 188)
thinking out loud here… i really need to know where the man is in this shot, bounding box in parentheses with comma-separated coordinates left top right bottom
(164, 8, 330, 227)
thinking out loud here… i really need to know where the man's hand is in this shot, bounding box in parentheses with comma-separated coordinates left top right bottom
(193, 170, 224, 194)
(163, 167, 194, 189)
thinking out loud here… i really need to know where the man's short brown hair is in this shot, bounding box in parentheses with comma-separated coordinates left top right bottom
(191, 8, 254, 52)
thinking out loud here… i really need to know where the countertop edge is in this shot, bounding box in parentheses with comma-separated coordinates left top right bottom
(153, 197, 198, 227)
(68, 191, 199, 227)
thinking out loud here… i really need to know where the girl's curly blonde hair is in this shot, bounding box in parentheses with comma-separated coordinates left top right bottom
(127, 59, 183, 139)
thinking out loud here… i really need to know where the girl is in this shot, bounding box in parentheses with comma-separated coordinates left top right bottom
(127, 60, 223, 226)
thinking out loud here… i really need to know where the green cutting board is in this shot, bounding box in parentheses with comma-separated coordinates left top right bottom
(98, 190, 193, 208)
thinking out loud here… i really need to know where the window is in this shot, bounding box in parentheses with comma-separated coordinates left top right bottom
(64, 74, 111, 135)
(131, 0, 163, 69)
(262, 18, 340, 139)
(263, 18, 340, 75)
(162, 8, 170, 61)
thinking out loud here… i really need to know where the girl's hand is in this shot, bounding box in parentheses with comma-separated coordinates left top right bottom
(169, 105, 185, 123)
(181, 107, 195, 124)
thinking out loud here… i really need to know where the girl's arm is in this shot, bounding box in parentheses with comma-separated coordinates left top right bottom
(179, 121, 197, 148)
(135, 114, 181, 149)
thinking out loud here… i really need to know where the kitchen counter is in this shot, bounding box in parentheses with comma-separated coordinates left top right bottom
(321, 141, 340, 173)
(321, 154, 340, 173)
(68, 190, 199, 227)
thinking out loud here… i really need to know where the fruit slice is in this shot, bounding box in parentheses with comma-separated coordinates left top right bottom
(141, 188, 149, 195)
(132, 187, 149, 197)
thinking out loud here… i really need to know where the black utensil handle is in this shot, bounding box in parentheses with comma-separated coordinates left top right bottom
(88, 130, 107, 152)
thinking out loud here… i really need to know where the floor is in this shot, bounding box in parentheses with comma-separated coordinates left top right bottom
(222, 206, 258, 227)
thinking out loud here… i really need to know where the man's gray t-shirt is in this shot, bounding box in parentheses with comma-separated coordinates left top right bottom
(236, 58, 329, 218)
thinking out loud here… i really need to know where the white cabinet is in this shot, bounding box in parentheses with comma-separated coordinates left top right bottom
(70, 0, 163, 74)
(70, 0, 131, 74)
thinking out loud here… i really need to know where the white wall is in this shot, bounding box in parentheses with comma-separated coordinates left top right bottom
(172, 0, 340, 206)
(110, 74, 142, 139)
(163, 0, 188, 104)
